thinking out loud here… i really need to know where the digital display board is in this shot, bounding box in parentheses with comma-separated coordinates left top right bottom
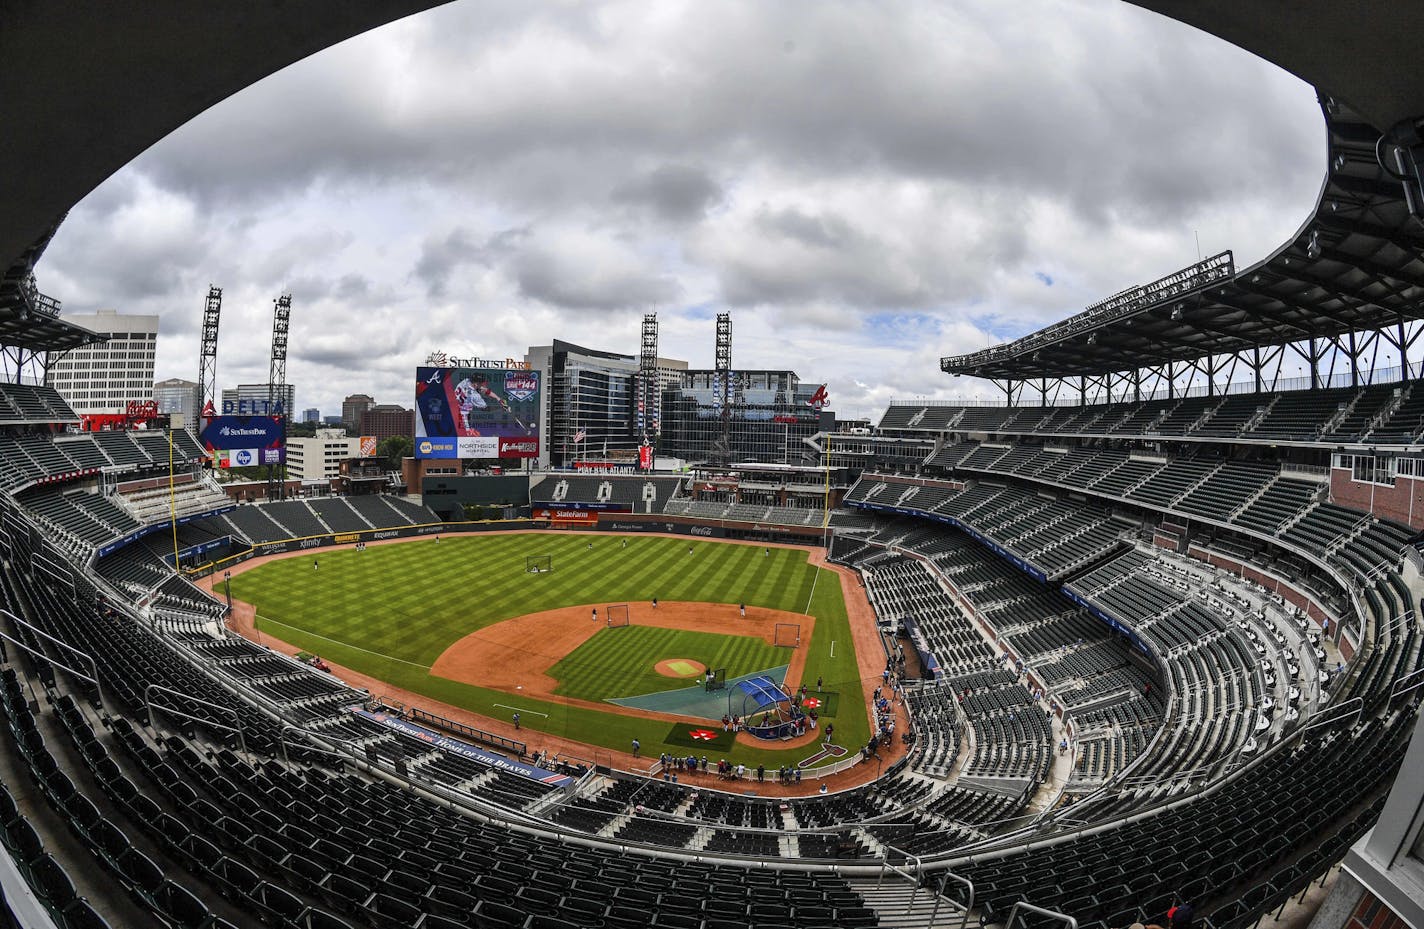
(198, 415, 285, 468)
(414, 367, 540, 459)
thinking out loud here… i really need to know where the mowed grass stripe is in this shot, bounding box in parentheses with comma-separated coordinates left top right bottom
(232, 535, 867, 766)
(550, 626, 785, 701)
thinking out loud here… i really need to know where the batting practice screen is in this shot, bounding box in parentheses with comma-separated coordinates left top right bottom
(414, 366, 540, 459)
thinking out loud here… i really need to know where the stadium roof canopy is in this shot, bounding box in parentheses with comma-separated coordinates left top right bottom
(0, 1, 449, 345)
(941, 100, 1424, 381)
(0, 0, 1421, 364)
(0, 305, 100, 354)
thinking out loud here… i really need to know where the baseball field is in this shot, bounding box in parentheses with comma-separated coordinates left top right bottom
(224, 533, 873, 768)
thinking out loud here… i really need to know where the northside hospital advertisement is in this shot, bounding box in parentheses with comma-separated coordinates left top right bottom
(414, 366, 540, 459)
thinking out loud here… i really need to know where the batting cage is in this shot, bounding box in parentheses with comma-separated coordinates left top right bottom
(526, 554, 552, 574)
(738, 675, 815, 741)
(606, 604, 629, 628)
(773, 622, 801, 648)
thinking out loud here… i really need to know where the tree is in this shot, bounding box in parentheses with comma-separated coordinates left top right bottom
(377, 435, 413, 468)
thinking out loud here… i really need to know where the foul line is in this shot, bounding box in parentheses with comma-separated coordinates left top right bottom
(493, 703, 550, 718)
(803, 565, 821, 616)
(254, 616, 433, 669)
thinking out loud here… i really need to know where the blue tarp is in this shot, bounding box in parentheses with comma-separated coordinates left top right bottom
(735, 675, 789, 710)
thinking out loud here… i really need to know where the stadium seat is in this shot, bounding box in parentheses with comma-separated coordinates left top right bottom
(475, 899, 530, 929)
(154, 879, 211, 929)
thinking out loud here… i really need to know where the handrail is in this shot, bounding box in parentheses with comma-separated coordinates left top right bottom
(938, 870, 975, 929)
(1389, 664, 1424, 700)
(143, 683, 247, 755)
(876, 844, 927, 913)
(0, 609, 102, 705)
(278, 722, 360, 768)
(0, 628, 101, 699)
(1301, 696, 1363, 735)
(1006, 900, 1078, 929)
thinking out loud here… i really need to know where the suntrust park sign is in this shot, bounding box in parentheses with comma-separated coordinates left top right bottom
(425, 351, 532, 371)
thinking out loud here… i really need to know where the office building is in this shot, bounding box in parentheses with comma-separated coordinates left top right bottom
(48, 309, 158, 413)
(359, 404, 414, 443)
(525, 340, 687, 468)
(152, 377, 202, 429)
(286, 428, 361, 482)
(660, 370, 830, 465)
(342, 393, 374, 428)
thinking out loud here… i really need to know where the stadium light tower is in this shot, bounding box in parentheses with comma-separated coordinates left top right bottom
(638, 313, 659, 467)
(197, 285, 222, 412)
(266, 294, 291, 501)
(715, 312, 732, 465)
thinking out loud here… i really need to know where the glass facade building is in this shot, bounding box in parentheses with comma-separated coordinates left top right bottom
(659, 370, 831, 466)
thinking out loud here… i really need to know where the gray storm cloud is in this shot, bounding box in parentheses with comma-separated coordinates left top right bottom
(40, 0, 1323, 420)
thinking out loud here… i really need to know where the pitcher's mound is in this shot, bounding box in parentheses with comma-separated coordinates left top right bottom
(655, 658, 707, 679)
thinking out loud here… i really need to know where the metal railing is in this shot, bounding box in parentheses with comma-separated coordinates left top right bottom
(1006, 900, 1078, 929)
(0, 608, 103, 705)
(143, 683, 247, 755)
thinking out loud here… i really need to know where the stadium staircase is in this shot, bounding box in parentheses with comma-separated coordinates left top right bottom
(375, 494, 419, 525)
(1229, 473, 1279, 519)
(846, 875, 965, 929)
(302, 501, 333, 534)
(257, 505, 297, 539)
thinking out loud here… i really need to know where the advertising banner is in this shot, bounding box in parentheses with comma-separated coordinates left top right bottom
(415, 366, 540, 459)
(359, 436, 378, 458)
(533, 507, 600, 524)
(199, 415, 285, 467)
(352, 708, 572, 786)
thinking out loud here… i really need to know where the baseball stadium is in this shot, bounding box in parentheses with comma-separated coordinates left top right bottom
(1, 4, 1424, 929)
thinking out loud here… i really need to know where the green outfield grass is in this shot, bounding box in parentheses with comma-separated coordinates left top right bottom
(549, 626, 783, 701)
(228, 533, 870, 767)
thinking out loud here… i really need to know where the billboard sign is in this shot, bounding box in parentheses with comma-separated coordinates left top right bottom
(359, 435, 378, 458)
(414, 367, 540, 459)
(199, 415, 285, 467)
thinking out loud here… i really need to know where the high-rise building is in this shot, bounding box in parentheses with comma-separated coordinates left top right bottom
(152, 377, 203, 430)
(301, 408, 320, 424)
(341, 393, 374, 428)
(322, 415, 343, 426)
(660, 370, 829, 465)
(48, 309, 159, 413)
(525, 340, 687, 468)
(359, 404, 414, 443)
(220, 383, 295, 416)
(286, 428, 360, 482)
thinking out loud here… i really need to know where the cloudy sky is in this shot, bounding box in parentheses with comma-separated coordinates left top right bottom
(40, 0, 1325, 422)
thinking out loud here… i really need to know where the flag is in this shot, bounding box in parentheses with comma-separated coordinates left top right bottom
(573, 428, 587, 443)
